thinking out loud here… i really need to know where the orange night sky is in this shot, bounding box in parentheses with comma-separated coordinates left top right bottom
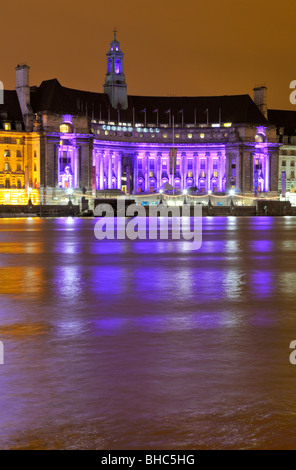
(1, 0, 296, 110)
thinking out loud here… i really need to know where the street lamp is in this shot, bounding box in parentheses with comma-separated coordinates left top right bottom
(67, 188, 73, 203)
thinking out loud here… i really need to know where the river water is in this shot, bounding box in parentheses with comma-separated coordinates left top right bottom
(0, 216, 296, 449)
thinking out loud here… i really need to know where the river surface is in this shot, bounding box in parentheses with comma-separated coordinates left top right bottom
(0, 216, 296, 449)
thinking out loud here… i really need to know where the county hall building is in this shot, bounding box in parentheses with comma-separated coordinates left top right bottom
(0, 33, 284, 205)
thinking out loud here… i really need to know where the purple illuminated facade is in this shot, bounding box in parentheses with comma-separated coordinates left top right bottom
(7, 33, 280, 203)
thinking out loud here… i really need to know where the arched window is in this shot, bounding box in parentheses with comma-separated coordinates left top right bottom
(115, 59, 121, 74)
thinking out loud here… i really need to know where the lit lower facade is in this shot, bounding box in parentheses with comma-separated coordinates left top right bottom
(89, 122, 279, 196)
(0, 128, 40, 205)
(1, 35, 282, 204)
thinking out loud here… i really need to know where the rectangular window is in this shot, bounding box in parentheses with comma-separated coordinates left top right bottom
(149, 171, 154, 177)
(34, 151, 37, 159)
(162, 160, 167, 168)
(188, 171, 193, 177)
(200, 160, 206, 170)
(201, 171, 205, 178)
(17, 164, 21, 171)
(17, 150, 22, 158)
(34, 163, 37, 172)
(291, 160, 295, 167)
(4, 122, 11, 131)
(150, 160, 155, 170)
(138, 159, 142, 170)
(4, 150, 10, 158)
(282, 160, 286, 167)
(213, 171, 218, 178)
(188, 160, 193, 170)
(213, 159, 218, 170)
(291, 171, 295, 179)
(4, 137, 11, 144)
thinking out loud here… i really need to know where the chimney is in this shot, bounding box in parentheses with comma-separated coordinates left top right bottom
(253, 85, 267, 118)
(0, 80, 3, 105)
(15, 64, 34, 130)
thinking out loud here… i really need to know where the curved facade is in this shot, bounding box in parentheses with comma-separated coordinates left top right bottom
(0, 34, 282, 205)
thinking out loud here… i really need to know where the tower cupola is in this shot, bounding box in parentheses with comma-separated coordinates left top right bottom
(103, 31, 128, 110)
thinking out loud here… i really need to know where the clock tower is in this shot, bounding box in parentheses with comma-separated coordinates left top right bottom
(103, 31, 128, 110)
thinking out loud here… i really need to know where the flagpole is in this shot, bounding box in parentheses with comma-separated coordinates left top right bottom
(194, 108, 196, 126)
(157, 110, 158, 127)
(219, 107, 221, 125)
(133, 107, 135, 127)
(173, 114, 175, 196)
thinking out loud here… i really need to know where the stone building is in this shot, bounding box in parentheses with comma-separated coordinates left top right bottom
(1, 34, 282, 205)
(0, 84, 40, 205)
(268, 109, 296, 197)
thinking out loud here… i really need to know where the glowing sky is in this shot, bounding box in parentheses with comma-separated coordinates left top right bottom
(1, 0, 296, 110)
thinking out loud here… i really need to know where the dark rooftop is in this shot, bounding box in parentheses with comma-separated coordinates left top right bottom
(30, 79, 268, 126)
(0, 90, 23, 127)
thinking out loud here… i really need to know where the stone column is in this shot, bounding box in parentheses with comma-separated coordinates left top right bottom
(218, 152, 222, 192)
(271, 149, 279, 192)
(157, 153, 161, 189)
(99, 152, 104, 189)
(235, 151, 241, 193)
(108, 152, 112, 189)
(195, 153, 200, 190)
(207, 153, 211, 192)
(225, 150, 232, 192)
(145, 153, 149, 192)
(193, 153, 197, 187)
(264, 152, 269, 192)
(182, 153, 187, 190)
(133, 153, 138, 194)
(117, 154, 122, 190)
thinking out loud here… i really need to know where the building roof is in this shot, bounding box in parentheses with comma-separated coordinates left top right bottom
(268, 109, 296, 130)
(0, 90, 24, 125)
(30, 78, 268, 126)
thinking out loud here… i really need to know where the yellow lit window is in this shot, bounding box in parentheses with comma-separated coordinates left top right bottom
(201, 171, 205, 178)
(213, 171, 218, 177)
(163, 134, 168, 139)
(60, 124, 71, 133)
(200, 133, 205, 139)
(187, 133, 193, 139)
(149, 171, 154, 177)
(175, 134, 180, 139)
(4, 122, 11, 131)
(188, 171, 193, 177)
(105, 130, 109, 135)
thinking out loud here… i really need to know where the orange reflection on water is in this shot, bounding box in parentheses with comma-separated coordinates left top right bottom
(0, 267, 44, 295)
(0, 243, 43, 254)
